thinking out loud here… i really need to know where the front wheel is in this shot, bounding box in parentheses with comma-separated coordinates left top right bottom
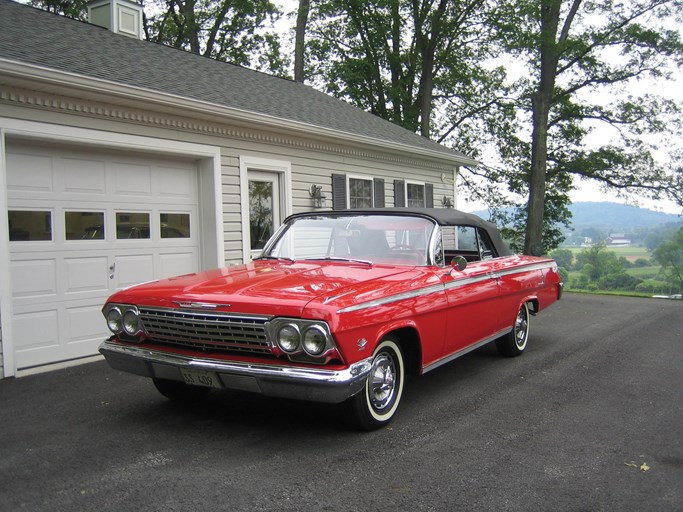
(343, 337, 405, 431)
(152, 377, 212, 403)
(496, 302, 530, 357)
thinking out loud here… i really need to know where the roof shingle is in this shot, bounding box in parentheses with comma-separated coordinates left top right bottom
(0, 0, 474, 163)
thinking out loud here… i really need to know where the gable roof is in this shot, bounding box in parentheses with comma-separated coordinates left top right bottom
(0, 0, 477, 166)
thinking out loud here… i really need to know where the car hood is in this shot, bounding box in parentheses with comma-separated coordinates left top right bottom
(107, 260, 418, 317)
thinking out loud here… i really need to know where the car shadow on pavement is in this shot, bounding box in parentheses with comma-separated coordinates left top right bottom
(117, 380, 352, 434)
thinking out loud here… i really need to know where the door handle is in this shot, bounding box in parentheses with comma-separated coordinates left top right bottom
(109, 262, 115, 280)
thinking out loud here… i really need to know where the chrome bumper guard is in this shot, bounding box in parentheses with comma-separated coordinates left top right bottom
(99, 340, 372, 404)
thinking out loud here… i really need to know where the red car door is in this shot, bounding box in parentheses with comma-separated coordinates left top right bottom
(440, 258, 501, 356)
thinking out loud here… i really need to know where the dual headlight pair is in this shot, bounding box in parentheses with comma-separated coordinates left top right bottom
(267, 319, 334, 358)
(103, 304, 142, 337)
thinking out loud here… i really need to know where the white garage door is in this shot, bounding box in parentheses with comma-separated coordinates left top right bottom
(7, 140, 200, 371)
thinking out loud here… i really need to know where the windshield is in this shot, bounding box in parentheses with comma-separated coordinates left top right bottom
(262, 214, 436, 266)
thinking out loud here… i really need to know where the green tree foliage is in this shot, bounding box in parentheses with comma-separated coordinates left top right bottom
(573, 241, 644, 290)
(490, 0, 683, 255)
(652, 228, 683, 292)
(144, 0, 286, 73)
(302, 0, 513, 158)
(549, 247, 573, 270)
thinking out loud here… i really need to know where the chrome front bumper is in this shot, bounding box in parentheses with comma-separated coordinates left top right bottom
(99, 340, 372, 404)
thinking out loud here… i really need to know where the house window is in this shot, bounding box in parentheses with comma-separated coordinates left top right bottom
(406, 181, 425, 207)
(394, 180, 434, 208)
(349, 176, 373, 209)
(332, 174, 385, 210)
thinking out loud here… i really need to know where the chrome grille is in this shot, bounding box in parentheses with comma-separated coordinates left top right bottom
(139, 307, 272, 355)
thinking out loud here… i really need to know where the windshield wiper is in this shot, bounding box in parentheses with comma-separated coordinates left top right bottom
(303, 257, 373, 266)
(253, 255, 295, 263)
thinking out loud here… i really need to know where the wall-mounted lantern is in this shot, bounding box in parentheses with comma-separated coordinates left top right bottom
(442, 196, 453, 208)
(309, 184, 327, 209)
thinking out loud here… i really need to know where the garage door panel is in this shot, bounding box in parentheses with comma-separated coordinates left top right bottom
(65, 305, 107, 344)
(112, 161, 152, 196)
(64, 256, 109, 294)
(6, 152, 53, 193)
(13, 309, 59, 351)
(156, 166, 197, 200)
(11, 259, 57, 298)
(159, 251, 198, 279)
(62, 158, 106, 195)
(115, 254, 154, 289)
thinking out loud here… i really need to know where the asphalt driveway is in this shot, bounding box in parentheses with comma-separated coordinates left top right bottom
(1, 293, 681, 512)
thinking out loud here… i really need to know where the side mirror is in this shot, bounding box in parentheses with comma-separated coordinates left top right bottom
(450, 255, 467, 272)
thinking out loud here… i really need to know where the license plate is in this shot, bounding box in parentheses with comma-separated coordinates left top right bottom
(180, 368, 222, 389)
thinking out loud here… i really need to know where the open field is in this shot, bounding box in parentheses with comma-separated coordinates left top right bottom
(565, 245, 652, 262)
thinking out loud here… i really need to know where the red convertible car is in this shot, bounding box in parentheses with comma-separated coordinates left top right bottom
(100, 208, 562, 430)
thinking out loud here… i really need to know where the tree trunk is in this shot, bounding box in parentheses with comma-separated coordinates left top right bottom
(523, 0, 561, 256)
(294, 0, 311, 83)
(525, 93, 550, 255)
(414, 0, 447, 138)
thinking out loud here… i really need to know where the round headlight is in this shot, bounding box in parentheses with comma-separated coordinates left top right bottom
(106, 307, 123, 333)
(122, 309, 140, 335)
(277, 324, 300, 353)
(302, 325, 327, 356)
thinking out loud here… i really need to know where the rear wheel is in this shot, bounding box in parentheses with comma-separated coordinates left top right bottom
(343, 337, 405, 431)
(496, 302, 530, 357)
(152, 377, 212, 402)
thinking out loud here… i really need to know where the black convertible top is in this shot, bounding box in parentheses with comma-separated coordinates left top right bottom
(286, 208, 512, 257)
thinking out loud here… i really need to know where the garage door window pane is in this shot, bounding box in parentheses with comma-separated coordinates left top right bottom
(66, 211, 105, 240)
(8, 210, 52, 241)
(160, 213, 190, 238)
(116, 212, 150, 239)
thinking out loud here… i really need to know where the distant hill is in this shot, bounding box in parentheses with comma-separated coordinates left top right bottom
(568, 202, 680, 231)
(471, 201, 681, 232)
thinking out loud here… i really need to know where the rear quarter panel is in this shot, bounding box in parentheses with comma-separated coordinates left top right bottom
(493, 256, 561, 328)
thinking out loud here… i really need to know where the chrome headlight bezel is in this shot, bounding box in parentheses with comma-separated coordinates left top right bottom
(267, 318, 337, 361)
(103, 303, 143, 338)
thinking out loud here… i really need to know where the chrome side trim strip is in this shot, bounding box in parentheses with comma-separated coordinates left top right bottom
(337, 283, 445, 313)
(422, 327, 511, 374)
(337, 261, 556, 313)
(443, 274, 493, 291)
(490, 261, 556, 279)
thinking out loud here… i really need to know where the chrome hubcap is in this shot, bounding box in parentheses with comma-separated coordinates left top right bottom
(369, 353, 396, 411)
(515, 308, 528, 348)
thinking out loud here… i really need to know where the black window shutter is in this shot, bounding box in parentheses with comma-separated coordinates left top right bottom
(373, 178, 385, 208)
(426, 183, 434, 208)
(394, 179, 405, 207)
(332, 174, 346, 210)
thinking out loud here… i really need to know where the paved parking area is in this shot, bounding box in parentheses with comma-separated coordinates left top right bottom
(1, 293, 682, 511)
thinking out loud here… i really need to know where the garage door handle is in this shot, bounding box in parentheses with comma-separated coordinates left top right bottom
(109, 262, 115, 279)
